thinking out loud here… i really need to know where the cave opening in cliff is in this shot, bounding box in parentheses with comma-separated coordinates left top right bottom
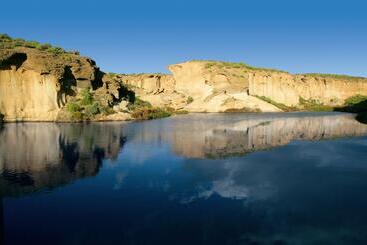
(0, 53, 27, 70)
(57, 66, 77, 107)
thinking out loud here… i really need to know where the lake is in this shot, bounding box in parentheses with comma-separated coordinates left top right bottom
(1, 112, 367, 244)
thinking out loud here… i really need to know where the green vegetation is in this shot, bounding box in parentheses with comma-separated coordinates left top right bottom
(64, 89, 108, 120)
(224, 107, 260, 113)
(175, 110, 189, 114)
(203, 61, 288, 73)
(66, 102, 81, 113)
(132, 107, 172, 120)
(186, 96, 194, 104)
(301, 73, 366, 81)
(255, 96, 296, 112)
(127, 97, 152, 111)
(128, 97, 171, 120)
(127, 96, 188, 120)
(80, 89, 94, 105)
(84, 102, 101, 117)
(344, 95, 367, 106)
(0, 33, 68, 54)
(299, 97, 333, 112)
(336, 95, 367, 113)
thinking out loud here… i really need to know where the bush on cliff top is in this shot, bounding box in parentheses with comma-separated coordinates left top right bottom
(301, 73, 366, 81)
(203, 61, 288, 73)
(0, 33, 68, 54)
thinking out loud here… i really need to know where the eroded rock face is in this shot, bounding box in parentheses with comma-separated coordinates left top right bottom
(0, 48, 124, 121)
(123, 60, 367, 113)
(249, 72, 367, 106)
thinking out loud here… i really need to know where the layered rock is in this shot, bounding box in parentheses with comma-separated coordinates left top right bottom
(249, 72, 367, 106)
(0, 45, 125, 121)
(1, 34, 367, 120)
(122, 61, 367, 113)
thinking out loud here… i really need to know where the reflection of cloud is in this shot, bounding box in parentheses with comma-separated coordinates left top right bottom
(113, 171, 128, 190)
(171, 113, 367, 159)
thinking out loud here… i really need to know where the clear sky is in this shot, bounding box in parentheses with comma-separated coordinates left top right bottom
(1, 0, 366, 76)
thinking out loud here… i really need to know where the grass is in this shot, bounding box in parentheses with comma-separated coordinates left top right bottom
(344, 95, 367, 106)
(336, 94, 367, 113)
(0, 33, 69, 55)
(301, 73, 366, 81)
(131, 107, 172, 120)
(64, 89, 107, 120)
(224, 107, 260, 113)
(255, 96, 296, 112)
(197, 60, 367, 81)
(298, 97, 334, 112)
(201, 60, 288, 73)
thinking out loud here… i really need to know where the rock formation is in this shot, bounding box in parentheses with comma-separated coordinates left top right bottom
(1, 34, 367, 121)
(0, 35, 129, 122)
(124, 61, 367, 113)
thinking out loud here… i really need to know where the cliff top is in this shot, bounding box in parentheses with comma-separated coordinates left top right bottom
(0, 34, 99, 82)
(1, 34, 366, 82)
(172, 60, 367, 82)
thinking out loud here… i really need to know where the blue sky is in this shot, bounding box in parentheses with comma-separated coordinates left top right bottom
(1, 0, 366, 76)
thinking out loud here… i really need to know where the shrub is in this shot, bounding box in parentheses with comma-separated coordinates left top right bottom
(255, 95, 296, 112)
(0, 112, 4, 122)
(127, 97, 152, 111)
(47, 46, 65, 55)
(66, 102, 81, 113)
(132, 107, 171, 120)
(337, 95, 367, 113)
(187, 96, 194, 104)
(84, 102, 100, 117)
(175, 110, 189, 114)
(224, 107, 260, 113)
(80, 89, 94, 105)
(0, 34, 11, 40)
(344, 95, 367, 106)
(299, 97, 333, 112)
(38, 43, 52, 51)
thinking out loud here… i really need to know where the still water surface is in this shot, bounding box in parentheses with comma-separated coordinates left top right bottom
(1, 112, 367, 244)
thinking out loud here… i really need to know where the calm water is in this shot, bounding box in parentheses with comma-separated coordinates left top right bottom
(1, 112, 367, 244)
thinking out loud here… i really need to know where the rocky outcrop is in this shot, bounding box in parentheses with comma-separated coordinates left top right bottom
(0, 40, 126, 121)
(123, 61, 367, 113)
(119, 73, 188, 109)
(1, 34, 367, 120)
(249, 72, 367, 106)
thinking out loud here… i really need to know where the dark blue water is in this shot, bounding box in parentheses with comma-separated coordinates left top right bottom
(1, 112, 367, 244)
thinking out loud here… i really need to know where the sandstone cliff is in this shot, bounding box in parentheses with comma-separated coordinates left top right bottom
(122, 60, 367, 113)
(0, 34, 129, 122)
(1, 34, 367, 121)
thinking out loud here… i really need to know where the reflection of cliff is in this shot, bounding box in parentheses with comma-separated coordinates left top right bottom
(0, 123, 126, 197)
(160, 113, 367, 158)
